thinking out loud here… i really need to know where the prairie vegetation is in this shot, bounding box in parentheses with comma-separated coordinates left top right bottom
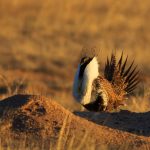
(0, 0, 150, 149)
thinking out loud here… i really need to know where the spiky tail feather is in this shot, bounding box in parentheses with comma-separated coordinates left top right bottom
(104, 52, 140, 95)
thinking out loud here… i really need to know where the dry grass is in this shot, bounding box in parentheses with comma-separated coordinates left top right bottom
(0, 111, 142, 150)
(0, 105, 107, 150)
(0, 0, 150, 149)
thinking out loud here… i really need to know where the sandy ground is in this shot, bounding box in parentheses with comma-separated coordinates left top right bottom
(0, 94, 150, 150)
(75, 110, 150, 137)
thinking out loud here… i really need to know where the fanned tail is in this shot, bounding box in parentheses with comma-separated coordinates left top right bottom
(104, 54, 116, 81)
(104, 52, 140, 95)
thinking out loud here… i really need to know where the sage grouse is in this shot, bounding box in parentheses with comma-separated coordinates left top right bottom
(73, 52, 140, 112)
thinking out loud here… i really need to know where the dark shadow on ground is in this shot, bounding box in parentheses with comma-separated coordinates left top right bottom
(74, 110, 150, 137)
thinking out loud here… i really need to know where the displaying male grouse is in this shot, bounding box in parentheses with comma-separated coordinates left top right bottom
(73, 52, 140, 112)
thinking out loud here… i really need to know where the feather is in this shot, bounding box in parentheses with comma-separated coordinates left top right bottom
(123, 60, 134, 77)
(104, 54, 116, 81)
(104, 52, 140, 96)
(120, 56, 128, 76)
(118, 51, 123, 70)
(74, 51, 140, 112)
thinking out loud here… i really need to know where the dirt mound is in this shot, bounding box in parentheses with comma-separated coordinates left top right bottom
(75, 110, 150, 136)
(0, 95, 69, 136)
(0, 94, 150, 149)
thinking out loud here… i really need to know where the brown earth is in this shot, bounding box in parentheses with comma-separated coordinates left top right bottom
(0, 94, 150, 150)
(75, 110, 150, 137)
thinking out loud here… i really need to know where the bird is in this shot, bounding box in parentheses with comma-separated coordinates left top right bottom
(73, 52, 140, 112)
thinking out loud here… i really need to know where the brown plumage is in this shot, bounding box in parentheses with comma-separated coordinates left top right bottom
(83, 52, 140, 112)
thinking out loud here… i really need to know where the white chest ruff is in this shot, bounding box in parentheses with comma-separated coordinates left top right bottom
(73, 57, 99, 105)
(80, 57, 99, 105)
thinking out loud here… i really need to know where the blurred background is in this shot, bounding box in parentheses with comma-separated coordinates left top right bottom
(0, 0, 150, 112)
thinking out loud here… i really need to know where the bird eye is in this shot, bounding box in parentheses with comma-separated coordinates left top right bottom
(83, 58, 87, 62)
(80, 57, 91, 65)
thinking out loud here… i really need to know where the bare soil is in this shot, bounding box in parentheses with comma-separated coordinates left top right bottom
(0, 94, 150, 149)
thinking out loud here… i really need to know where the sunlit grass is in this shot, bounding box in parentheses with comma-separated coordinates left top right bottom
(0, 0, 150, 149)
